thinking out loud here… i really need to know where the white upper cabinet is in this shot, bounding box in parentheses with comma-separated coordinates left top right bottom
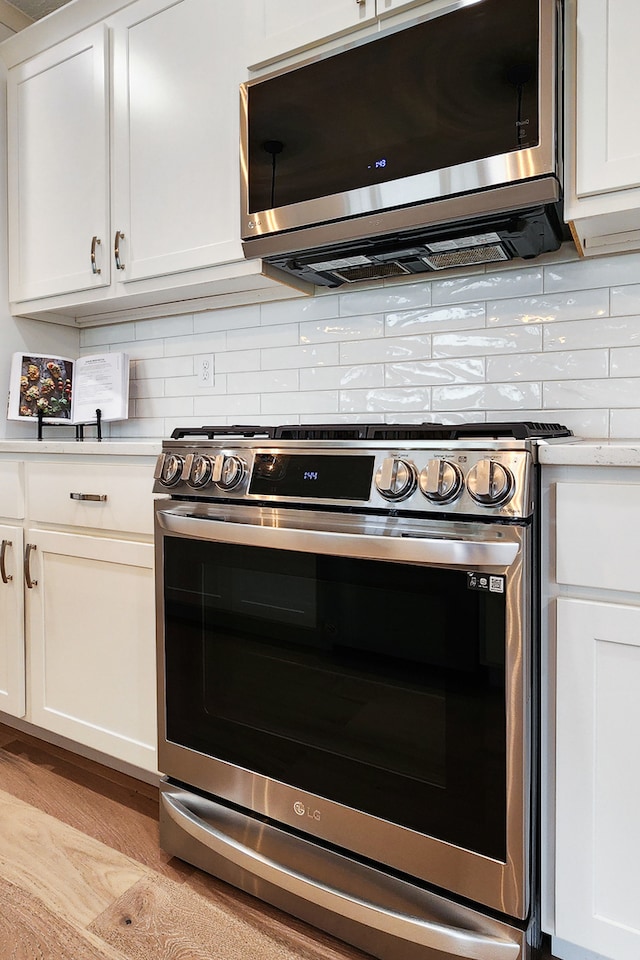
(110, 0, 244, 283)
(245, 0, 431, 71)
(565, 0, 640, 256)
(1, 0, 309, 325)
(7, 25, 110, 301)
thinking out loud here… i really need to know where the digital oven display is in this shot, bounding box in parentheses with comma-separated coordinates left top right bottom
(249, 453, 374, 500)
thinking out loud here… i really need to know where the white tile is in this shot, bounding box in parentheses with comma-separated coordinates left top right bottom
(611, 347, 640, 377)
(385, 358, 485, 387)
(194, 304, 261, 333)
(135, 314, 193, 340)
(299, 315, 384, 343)
(110, 417, 166, 439)
(339, 388, 431, 414)
(261, 343, 339, 370)
(260, 294, 340, 325)
(487, 349, 609, 382)
(167, 331, 227, 357)
(544, 251, 640, 292)
(164, 374, 227, 398)
(611, 285, 640, 316)
(544, 316, 640, 351)
(109, 339, 164, 363)
(135, 396, 193, 418)
(81, 321, 137, 347)
(487, 290, 609, 326)
(610, 409, 640, 438)
(340, 335, 431, 364)
(433, 325, 542, 358)
(133, 355, 193, 380)
(193, 394, 261, 417)
(432, 382, 541, 411)
(129, 379, 165, 399)
(215, 349, 261, 374)
(543, 378, 640, 408)
(227, 323, 299, 351)
(300, 365, 385, 390)
(261, 391, 340, 416)
(228, 369, 299, 394)
(432, 267, 543, 306)
(385, 304, 485, 334)
(339, 282, 432, 316)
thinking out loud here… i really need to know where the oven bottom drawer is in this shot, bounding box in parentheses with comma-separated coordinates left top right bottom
(159, 780, 535, 960)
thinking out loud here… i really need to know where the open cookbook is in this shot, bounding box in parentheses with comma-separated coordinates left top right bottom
(7, 352, 130, 425)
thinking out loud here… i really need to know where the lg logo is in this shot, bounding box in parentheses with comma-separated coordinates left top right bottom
(293, 800, 321, 821)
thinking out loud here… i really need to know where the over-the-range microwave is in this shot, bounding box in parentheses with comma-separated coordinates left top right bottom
(240, 0, 565, 288)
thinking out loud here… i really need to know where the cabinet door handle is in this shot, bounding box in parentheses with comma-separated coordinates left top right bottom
(24, 543, 37, 589)
(0, 539, 12, 583)
(114, 230, 125, 270)
(69, 493, 108, 502)
(90, 235, 102, 274)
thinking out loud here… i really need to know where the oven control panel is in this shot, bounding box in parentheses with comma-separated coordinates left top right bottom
(154, 443, 535, 519)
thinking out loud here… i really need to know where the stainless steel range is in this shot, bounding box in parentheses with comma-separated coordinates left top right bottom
(153, 421, 572, 960)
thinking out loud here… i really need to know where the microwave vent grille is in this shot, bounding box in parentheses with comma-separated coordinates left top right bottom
(332, 262, 411, 283)
(423, 244, 509, 271)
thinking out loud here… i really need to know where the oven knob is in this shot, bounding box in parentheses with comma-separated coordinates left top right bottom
(374, 457, 417, 501)
(419, 459, 463, 503)
(158, 453, 184, 487)
(186, 454, 215, 488)
(466, 459, 514, 505)
(218, 455, 246, 491)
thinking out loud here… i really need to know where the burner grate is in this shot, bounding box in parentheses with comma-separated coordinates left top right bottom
(169, 421, 572, 442)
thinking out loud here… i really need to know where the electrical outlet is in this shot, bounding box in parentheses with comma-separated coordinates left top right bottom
(196, 354, 215, 388)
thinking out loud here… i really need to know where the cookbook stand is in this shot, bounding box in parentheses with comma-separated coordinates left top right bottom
(36, 408, 102, 442)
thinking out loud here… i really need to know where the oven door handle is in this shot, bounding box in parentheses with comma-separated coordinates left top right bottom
(161, 788, 521, 960)
(155, 510, 518, 569)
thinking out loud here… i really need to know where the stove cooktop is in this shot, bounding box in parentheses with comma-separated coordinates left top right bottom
(169, 421, 573, 442)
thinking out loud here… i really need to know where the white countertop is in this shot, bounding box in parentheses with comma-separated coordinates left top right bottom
(538, 439, 640, 467)
(0, 439, 161, 457)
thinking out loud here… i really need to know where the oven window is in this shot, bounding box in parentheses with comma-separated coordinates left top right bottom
(164, 536, 507, 861)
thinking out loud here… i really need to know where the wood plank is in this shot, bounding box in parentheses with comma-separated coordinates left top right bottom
(0, 738, 191, 881)
(0, 876, 127, 960)
(89, 873, 369, 960)
(0, 789, 147, 927)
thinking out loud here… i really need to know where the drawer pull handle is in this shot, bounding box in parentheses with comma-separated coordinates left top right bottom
(24, 543, 37, 589)
(114, 230, 125, 270)
(0, 539, 12, 583)
(70, 493, 108, 502)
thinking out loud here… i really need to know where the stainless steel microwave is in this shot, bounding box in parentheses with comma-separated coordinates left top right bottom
(240, 0, 564, 287)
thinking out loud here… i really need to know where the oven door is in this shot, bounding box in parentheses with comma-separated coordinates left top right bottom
(155, 500, 533, 925)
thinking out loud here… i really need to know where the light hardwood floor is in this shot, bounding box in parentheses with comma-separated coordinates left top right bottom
(0, 724, 369, 960)
(0, 724, 556, 960)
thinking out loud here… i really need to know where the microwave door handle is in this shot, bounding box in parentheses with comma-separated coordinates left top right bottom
(155, 509, 518, 569)
(161, 789, 520, 960)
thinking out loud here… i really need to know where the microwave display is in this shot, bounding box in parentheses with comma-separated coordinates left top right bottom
(247, 0, 540, 214)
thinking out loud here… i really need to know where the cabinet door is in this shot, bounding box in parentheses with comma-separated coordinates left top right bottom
(556, 597, 640, 960)
(575, 0, 640, 196)
(7, 25, 110, 301)
(111, 0, 245, 284)
(245, 0, 376, 69)
(0, 526, 25, 718)
(26, 529, 156, 772)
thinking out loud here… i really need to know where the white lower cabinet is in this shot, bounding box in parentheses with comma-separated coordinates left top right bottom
(0, 454, 157, 775)
(556, 598, 640, 960)
(0, 524, 25, 718)
(548, 474, 640, 960)
(25, 528, 156, 772)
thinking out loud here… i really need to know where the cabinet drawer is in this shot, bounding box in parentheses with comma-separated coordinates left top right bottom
(556, 482, 640, 592)
(26, 462, 153, 535)
(0, 461, 24, 519)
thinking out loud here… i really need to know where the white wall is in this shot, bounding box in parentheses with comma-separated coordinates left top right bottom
(76, 243, 640, 440)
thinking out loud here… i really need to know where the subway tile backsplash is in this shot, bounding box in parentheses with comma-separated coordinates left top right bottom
(84, 245, 640, 439)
